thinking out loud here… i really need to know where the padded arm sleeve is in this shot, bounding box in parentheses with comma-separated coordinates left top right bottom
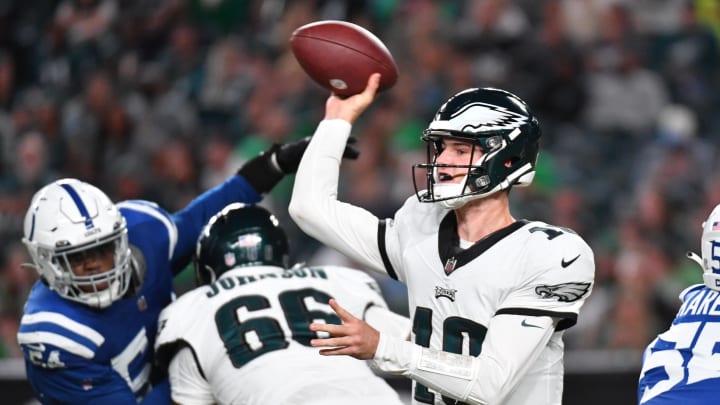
(372, 314, 556, 405)
(289, 119, 387, 274)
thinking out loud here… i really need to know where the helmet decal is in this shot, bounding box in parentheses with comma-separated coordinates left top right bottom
(430, 102, 529, 133)
(60, 182, 95, 230)
(195, 203, 289, 285)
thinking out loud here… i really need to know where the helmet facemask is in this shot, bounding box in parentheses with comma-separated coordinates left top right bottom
(37, 229, 132, 308)
(414, 128, 538, 209)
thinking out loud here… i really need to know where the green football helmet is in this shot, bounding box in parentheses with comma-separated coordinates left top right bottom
(413, 87, 541, 209)
(194, 203, 289, 285)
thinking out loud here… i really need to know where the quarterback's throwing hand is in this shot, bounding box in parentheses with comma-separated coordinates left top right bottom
(324, 73, 381, 125)
(310, 299, 380, 360)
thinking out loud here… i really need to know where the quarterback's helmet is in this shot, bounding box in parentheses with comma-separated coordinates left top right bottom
(688, 204, 720, 291)
(413, 87, 541, 209)
(195, 203, 289, 285)
(22, 178, 132, 309)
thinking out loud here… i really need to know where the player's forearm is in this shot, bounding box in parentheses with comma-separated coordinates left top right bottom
(373, 335, 488, 404)
(372, 315, 556, 405)
(289, 120, 386, 271)
(289, 119, 349, 236)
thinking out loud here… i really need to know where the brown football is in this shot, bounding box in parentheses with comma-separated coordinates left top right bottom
(290, 20, 398, 97)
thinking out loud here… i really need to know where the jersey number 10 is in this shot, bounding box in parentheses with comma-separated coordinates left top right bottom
(413, 307, 487, 405)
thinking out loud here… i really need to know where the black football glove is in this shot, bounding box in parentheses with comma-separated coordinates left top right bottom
(238, 136, 360, 194)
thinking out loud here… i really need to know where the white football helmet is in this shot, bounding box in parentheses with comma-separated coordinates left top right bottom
(22, 178, 132, 308)
(687, 203, 720, 291)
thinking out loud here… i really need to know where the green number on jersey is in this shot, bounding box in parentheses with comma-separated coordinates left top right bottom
(215, 288, 340, 367)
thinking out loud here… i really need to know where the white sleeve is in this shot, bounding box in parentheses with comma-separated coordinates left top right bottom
(372, 314, 556, 405)
(168, 347, 215, 405)
(289, 119, 387, 273)
(364, 305, 412, 339)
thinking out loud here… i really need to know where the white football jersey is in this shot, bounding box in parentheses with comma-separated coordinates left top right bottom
(379, 196, 594, 404)
(290, 120, 596, 404)
(155, 265, 405, 405)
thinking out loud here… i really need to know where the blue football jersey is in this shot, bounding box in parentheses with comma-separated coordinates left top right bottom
(638, 284, 720, 404)
(17, 176, 261, 404)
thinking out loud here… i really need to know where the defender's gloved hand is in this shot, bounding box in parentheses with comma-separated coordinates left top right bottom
(276, 136, 360, 174)
(238, 136, 360, 194)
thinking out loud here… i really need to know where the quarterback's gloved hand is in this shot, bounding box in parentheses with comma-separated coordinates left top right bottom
(238, 136, 360, 194)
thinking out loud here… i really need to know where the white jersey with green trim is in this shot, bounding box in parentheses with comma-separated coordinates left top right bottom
(289, 119, 596, 404)
(155, 265, 405, 405)
(380, 196, 595, 404)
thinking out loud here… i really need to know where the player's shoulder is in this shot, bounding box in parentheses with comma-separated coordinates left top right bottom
(118, 199, 178, 253)
(156, 290, 206, 346)
(308, 265, 376, 283)
(678, 283, 708, 304)
(160, 287, 208, 322)
(518, 220, 593, 254)
(390, 195, 448, 233)
(514, 220, 594, 278)
(520, 220, 589, 243)
(18, 300, 106, 368)
(118, 199, 174, 227)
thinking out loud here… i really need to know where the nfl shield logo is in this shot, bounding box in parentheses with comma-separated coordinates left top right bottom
(444, 257, 457, 274)
(224, 252, 236, 267)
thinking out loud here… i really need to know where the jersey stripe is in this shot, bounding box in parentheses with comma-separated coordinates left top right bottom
(118, 200, 178, 260)
(20, 312, 104, 345)
(378, 220, 398, 280)
(496, 307, 578, 330)
(17, 331, 95, 359)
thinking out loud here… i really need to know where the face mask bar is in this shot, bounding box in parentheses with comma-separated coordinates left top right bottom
(42, 228, 132, 308)
(413, 133, 504, 203)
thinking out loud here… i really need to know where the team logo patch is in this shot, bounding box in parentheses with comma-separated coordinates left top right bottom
(535, 282, 590, 302)
(435, 286, 458, 302)
(431, 102, 528, 132)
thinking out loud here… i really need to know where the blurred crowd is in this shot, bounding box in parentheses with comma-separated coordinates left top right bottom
(0, 0, 719, 359)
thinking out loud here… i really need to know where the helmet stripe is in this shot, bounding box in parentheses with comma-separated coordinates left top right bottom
(28, 207, 37, 241)
(60, 183, 94, 229)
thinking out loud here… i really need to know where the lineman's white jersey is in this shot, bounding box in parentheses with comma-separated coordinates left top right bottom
(154, 265, 406, 405)
(290, 119, 596, 405)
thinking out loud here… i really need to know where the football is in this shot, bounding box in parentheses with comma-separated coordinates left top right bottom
(290, 20, 398, 97)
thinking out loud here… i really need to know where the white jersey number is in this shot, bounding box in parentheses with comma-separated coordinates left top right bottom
(111, 327, 151, 397)
(639, 322, 720, 403)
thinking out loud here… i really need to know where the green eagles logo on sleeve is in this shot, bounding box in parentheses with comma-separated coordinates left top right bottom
(535, 282, 591, 302)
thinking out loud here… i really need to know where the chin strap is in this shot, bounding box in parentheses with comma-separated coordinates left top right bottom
(686, 251, 702, 266)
